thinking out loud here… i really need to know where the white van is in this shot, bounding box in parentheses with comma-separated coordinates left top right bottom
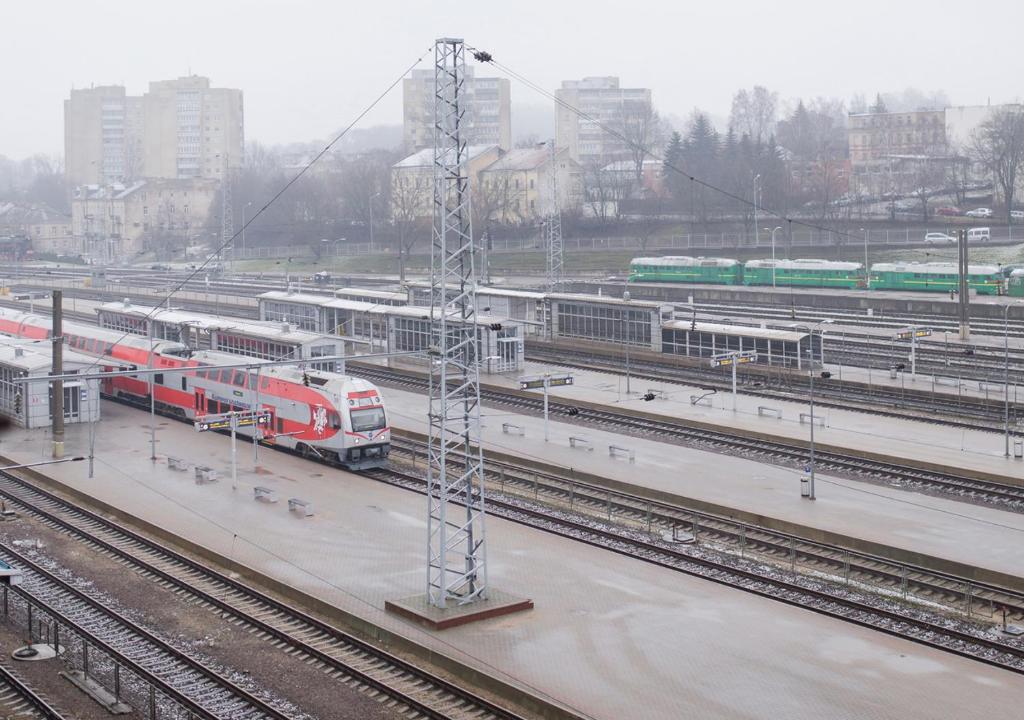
(967, 227, 991, 243)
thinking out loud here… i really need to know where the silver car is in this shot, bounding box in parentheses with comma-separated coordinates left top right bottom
(924, 232, 955, 244)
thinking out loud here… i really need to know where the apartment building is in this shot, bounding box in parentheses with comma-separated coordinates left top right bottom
(71, 178, 217, 260)
(390, 145, 503, 221)
(64, 76, 243, 186)
(477, 145, 582, 223)
(847, 110, 946, 170)
(555, 77, 653, 167)
(402, 67, 511, 153)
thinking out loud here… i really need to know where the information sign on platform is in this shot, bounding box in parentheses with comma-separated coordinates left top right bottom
(709, 351, 757, 368)
(194, 410, 272, 433)
(519, 375, 573, 390)
(894, 327, 932, 340)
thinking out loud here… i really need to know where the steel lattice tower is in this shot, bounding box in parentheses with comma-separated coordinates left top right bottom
(221, 156, 234, 259)
(426, 38, 488, 609)
(545, 140, 564, 291)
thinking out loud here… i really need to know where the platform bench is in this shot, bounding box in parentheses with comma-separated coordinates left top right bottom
(757, 406, 782, 419)
(194, 466, 218, 484)
(569, 436, 593, 452)
(253, 486, 278, 503)
(608, 445, 635, 463)
(799, 413, 825, 427)
(288, 498, 314, 517)
(167, 456, 188, 471)
(501, 423, 525, 436)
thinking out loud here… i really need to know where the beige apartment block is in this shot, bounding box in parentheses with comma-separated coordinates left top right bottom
(65, 76, 243, 186)
(555, 77, 652, 167)
(390, 145, 503, 222)
(403, 67, 511, 153)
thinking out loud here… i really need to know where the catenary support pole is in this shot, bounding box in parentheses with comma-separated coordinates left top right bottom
(51, 291, 64, 458)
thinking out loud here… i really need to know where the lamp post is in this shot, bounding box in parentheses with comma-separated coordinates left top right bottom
(861, 227, 870, 288)
(767, 226, 782, 288)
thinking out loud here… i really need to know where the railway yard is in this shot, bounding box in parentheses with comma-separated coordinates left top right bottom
(1, 262, 1024, 719)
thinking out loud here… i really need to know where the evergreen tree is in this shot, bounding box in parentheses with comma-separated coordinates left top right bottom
(662, 131, 686, 201)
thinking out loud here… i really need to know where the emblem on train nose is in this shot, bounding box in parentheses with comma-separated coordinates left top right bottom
(312, 406, 328, 435)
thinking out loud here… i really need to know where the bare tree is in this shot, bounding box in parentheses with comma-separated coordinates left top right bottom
(945, 143, 973, 209)
(612, 100, 665, 186)
(389, 174, 427, 282)
(729, 86, 778, 144)
(580, 158, 630, 223)
(971, 108, 1024, 224)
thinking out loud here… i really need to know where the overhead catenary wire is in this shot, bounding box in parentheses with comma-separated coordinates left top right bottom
(467, 46, 866, 245)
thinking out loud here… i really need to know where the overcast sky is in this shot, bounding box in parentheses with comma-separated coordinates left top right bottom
(4, 0, 1022, 160)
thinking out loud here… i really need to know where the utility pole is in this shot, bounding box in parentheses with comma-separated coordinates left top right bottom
(545, 139, 563, 291)
(958, 229, 970, 340)
(426, 38, 488, 610)
(51, 291, 64, 458)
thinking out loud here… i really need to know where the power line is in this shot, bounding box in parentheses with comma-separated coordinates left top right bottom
(467, 46, 864, 244)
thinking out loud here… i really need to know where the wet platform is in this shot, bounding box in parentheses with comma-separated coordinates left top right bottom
(2, 403, 1024, 719)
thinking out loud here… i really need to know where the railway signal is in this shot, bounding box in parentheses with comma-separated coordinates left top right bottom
(710, 351, 757, 412)
(518, 373, 573, 442)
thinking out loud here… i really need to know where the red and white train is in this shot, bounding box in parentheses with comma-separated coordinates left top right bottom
(0, 308, 390, 469)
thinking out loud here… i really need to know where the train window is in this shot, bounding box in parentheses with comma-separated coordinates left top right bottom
(87, 339, 96, 353)
(232, 371, 246, 387)
(181, 377, 187, 391)
(218, 369, 232, 384)
(210, 400, 220, 414)
(154, 373, 164, 385)
(328, 411, 341, 429)
(276, 417, 284, 433)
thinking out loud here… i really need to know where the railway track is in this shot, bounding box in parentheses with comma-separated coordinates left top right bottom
(388, 437, 1024, 624)
(524, 344, 1019, 431)
(363, 459, 1024, 676)
(0, 470, 531, 720)
(350, 363, 1024, 510)
(0, 542, 295, 720)
(0, 662, 66, 719)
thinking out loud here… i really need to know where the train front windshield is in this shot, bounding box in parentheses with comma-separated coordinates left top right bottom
(351, 407, 386, 432)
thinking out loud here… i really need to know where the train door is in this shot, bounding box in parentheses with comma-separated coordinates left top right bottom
(261, 406, 277, 444)
(194, 387, 206, 416)
(100, 365, 114, 396)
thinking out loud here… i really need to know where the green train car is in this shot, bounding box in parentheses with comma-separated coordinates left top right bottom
(628, 256, 742, 284)
(743, 259, 866, 289)
(870, 262, 1003, 295)
(1009, 269, 1024, 297)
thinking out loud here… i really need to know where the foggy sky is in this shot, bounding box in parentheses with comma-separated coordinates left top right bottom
(4, 0, 1022, 159)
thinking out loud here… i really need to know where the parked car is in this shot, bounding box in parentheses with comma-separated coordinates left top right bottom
(924, 232, 956, 244)
(935, 206, 960, 217)
(1011, 210, 1024, 220)
(967, 227, 991, 243)
(966, 207, 993, 218)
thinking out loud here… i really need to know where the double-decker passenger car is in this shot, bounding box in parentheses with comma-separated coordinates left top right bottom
(0, 308, 390, 469)
(869, 262, 1002, 295)
(743, 259, 866, 289)
(628, 257, 742, 284)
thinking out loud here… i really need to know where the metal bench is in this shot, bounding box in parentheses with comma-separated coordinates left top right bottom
(194, 466, 218, 484)
(253, 486, 278, 503)
(689, 394, 713, 407)
(501, 423, 525, 436)
(167, 456, 188, 471)
(799, 413, 825, 427)
(757, 406, 782, 419)
(568, 436, 593, 452)
(608, 445, 635, 463)
(645, 388, 666, 400)
(288, 498, 314, 517)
